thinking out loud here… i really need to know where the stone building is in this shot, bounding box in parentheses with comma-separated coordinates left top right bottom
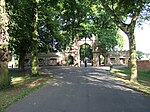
(105, 51, 129, 66)
(24, 52, 65, 66)
(24, 35, 130, 67)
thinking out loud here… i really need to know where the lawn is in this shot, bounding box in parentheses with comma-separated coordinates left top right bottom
(0, 69, 52, 112)
(111, 67, 150, 97)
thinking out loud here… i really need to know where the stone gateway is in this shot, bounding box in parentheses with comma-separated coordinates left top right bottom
(24, 35, 129, 67)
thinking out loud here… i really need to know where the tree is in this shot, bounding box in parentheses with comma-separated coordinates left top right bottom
(8, 0, 33, 71)
(8, 0, 62, 71)
(38, 0, 64, 52)
(136, 51, 145, 60)
(0, 0, 11, 88)
(9, 0, 40, 75)
(100, 0, 150, 82)
(31, 0, 60, 75)
(76, 2, 124, 52)
(60, 0, 92, 46)
(60, 0, 124, 52)
(91, 9, 124, 52)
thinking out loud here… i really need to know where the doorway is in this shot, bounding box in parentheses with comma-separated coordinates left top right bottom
(80, 43, 92, 67)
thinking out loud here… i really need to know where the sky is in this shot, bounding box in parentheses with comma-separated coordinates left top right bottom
(122, 23, 150, 54)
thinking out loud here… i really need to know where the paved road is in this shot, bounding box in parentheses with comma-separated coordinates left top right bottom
(4, 66, 150, 112)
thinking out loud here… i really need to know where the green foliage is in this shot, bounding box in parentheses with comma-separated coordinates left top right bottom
(80, 44, 92, 61)
(7, 0, 36, 70)
(113, 0, 145, 17)
(38, 0, 64, 52)
(100, 0, 150, 25)
(7, 0, 126, 54)
(88, 3, 124, 51)
(60, 0, 90, 44)
(136, 51, 145, 59)
(96, 28, 120, 51)
(99, 0, 150, 82)
(60, 0, 124, 51)
(8, 0, 33, 55)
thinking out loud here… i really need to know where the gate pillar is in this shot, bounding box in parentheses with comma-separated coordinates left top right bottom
(93, 52, 100, 67)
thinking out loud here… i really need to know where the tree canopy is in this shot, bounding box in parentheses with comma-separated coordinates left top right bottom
(8, 0, 125, 56)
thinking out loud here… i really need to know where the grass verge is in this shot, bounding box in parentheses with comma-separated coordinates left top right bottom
(0, 69, 52, 112)
(110, 67, 150, 97)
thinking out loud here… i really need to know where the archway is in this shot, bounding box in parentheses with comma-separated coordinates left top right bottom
(99, 55, 105, 65)
(68, 55, 74, 65)
(64, 35, 101, 67)
(80, 43, 92, 67)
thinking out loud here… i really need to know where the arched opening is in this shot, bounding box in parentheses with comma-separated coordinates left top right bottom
(68, 55, 74, 65)
(99, 55, 105, 66)
(80, 43, 92, 67)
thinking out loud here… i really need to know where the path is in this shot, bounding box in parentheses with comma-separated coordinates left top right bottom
(4, 66, 150, 112)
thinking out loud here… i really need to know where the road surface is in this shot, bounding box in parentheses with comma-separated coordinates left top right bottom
(4, 66, 150, 112)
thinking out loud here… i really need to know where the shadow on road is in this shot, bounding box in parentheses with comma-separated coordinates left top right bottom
(5, 66, 150, 112)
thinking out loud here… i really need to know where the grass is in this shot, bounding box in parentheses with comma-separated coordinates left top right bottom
(110, 67, 150, 97)
(0, 69, 52, 112)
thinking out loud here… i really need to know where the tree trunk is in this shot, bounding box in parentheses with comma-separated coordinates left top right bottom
(31, 0, 39, 76)
(31, 47, 39, 75)
(0, 48, 11, 88)
(18, 53, 25, 71)
(0, 0, 11, 88)
(0, 62, 10, 87)
(128, 32, 138, 82)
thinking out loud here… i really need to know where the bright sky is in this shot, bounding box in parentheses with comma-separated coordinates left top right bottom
(122, 23, 150, 54)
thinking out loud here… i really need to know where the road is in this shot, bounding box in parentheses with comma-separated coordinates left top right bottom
(4, 66, 150, 112)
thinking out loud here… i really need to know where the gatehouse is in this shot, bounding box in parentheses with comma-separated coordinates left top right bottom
(24, 35, 129, 67)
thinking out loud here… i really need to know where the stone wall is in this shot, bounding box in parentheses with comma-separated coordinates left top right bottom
(136, 60, 150, 71)
(128, 60, 150, 71)
(105, 51, 130, 65)
(24, 52, 65, 66)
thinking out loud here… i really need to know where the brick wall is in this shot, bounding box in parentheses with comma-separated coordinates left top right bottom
(137, 60, 150, 71)
(129, 60, 150, 71)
